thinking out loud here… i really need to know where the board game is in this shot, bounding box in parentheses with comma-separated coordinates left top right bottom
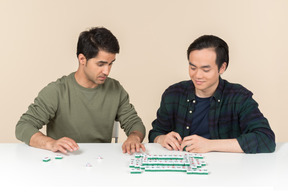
(129, 153, 208, 175)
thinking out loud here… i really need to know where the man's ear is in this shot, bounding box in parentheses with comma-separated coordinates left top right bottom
(78, 54, 86, 65)
(219, 62, 227, 74)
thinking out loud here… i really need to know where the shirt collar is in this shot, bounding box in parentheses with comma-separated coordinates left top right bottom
(187, 81, 196, 102)
(187, 77, 224, 103)
(212, 77, 224, 102)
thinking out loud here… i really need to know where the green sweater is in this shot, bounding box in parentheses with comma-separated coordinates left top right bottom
(16, 72, 146, 144)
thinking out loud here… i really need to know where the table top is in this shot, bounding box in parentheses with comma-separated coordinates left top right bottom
(1, 143, 287, 191)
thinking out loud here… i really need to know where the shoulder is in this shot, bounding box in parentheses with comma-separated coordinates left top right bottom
(165, 80, 192, 94)
(38, 74, 71, 96)
(223, 79, 252, 94)
(161, 80, 193, 102)
(221, 79, 253, 102)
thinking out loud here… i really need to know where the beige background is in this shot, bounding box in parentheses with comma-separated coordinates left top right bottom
(1, 0, 287, 143)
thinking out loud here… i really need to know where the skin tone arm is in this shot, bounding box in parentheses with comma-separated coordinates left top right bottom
(29, 132, 79, 154)
(122, 131, 146, 154)
(180, 134, 243, 153)
(154, 131, 243, 153)
(30, 130, 145, 155)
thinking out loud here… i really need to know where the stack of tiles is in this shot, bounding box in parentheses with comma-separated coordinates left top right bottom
(129, 154, 208, 175)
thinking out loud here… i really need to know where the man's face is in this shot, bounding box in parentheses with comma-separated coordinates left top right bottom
(188, 48, 226, 97)
(80, 50, 116, 88)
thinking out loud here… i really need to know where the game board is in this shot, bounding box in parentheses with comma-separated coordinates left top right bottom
(129, 154, 208, 175)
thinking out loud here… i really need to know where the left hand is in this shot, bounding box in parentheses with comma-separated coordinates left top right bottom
(122, 132, 146, 155)
(180, 134, 212, 153)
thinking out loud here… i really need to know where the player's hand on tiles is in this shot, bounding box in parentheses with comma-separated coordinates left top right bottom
(122, 133, 146, 155)
(157, 131, 182, 151)
(47, 137, 79, 154)
(180, 134, 211, 153)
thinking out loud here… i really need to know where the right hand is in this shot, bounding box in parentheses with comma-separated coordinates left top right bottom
(155, 131, 182, 151)
(47, 137, 79, 154)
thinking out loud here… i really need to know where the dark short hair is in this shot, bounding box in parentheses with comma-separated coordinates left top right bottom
(76, 27, 120, 60)
(187, 35, 229, 70)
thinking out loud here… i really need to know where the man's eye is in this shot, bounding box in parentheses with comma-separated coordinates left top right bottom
(203, 69, 210, 72)
(190, 67, 196, 70)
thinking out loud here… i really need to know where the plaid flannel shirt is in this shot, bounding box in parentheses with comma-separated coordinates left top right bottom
(149, 77, 276, 153)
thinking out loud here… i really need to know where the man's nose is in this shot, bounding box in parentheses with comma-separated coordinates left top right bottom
(195, 69, 203, 78)
(102, 65, 110, 75)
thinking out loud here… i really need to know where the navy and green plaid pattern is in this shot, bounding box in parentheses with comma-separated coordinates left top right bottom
(149, 77, 276, 153)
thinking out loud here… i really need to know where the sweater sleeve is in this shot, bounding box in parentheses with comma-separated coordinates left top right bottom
(236, 93, 276, 153)
(15, 84, 58, 145)
(116, 86, 146, 137)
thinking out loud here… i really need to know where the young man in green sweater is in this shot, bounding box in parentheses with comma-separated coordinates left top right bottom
(16, 27, 146, 154)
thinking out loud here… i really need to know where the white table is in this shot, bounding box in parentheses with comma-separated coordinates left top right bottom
(1, 143, 287, 191)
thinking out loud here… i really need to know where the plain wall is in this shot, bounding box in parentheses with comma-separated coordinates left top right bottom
(1, 0, 287, 143)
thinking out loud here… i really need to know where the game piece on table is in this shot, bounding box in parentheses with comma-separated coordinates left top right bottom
(134, 153, 142, 158)
(42, 157, 51, 162)
(97, 155, 103, 160)
(55, 154, 63, 159)
(130, 168, 142, 174)
(85, 163, 93, 167)
(186, 167, 208, 175)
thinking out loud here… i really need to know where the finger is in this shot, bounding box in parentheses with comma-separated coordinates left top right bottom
(122, 143, 127, 153)
(170, 137, 181, 151)
(50, 140, 68, 153)
(168, 140, 179, 151)
(182, 135, 195, 143)
(183, 144, 192, 152)
(181, 136, 194, 151)
(56, 145, 68, 154)
(63, 137, 79, 151)
(180, 140, 189, 151)
(135, 143, 140, 153)
(130, 144, 136, 154)
(59, 141, 75, 152)
(69, 140, 79, 151)
(140, 144, 146, 152)
(126, 143, 131, 155)
(57, 138, 77, 152)
(173, 132, 182, 143)
(182, 136, 190, 142)
(186, 144, 195, 153)
(164, 142, 173, 150)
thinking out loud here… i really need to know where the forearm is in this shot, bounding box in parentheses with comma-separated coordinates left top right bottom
(154, 135, 160, 143)
(30, 132, 79, 153)
(154, 135, 164, 143)
(29, 132, 56, 151)
(149, 120, 172, 143)
(129, 131, 144, 142)
(209, 138, 243, 153)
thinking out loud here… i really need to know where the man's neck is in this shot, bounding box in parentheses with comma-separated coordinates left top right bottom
(74, 70, 98, 89)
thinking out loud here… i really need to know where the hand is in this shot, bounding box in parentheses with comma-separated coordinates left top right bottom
(47, 137, 79, 154)
(180, 135, 211, 153)
(155, 131, 182, 151)
(122, 132, 145, 155)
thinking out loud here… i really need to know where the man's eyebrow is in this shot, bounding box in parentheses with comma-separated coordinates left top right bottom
(97, 59, 116, 64)
(189, 62, 211, 68)
(189, 62, 196, 67)
(201, 65, 211, 68)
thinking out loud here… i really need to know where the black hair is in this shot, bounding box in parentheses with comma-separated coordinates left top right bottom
(187, 35, 229, 70)
(76, 27, 120, 60)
